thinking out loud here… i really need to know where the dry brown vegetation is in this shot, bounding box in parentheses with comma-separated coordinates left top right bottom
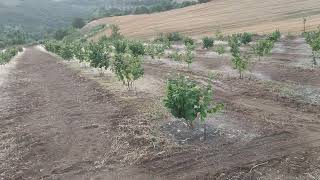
(84, 0, 320, 40)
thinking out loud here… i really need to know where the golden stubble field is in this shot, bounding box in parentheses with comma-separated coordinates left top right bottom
(84, 0, 320, 40)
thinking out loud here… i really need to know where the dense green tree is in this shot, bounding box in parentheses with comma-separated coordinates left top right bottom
(185, 43, 195, 67)
(184, 37, 195, 46)
(128, 41, 145, 57)
(254, 39, 274, 60)
(111, 52, 144, 89)
(110, 24, 122, 39)
(202, 37, 214, 49)
(59, 43, 74, 60)
(164, 75, 223, 139)
(216, 45, 225, 55)
(72, 17, 86, 29)
(308, 34, 320, 65)
(215, 29, 224, 41)
(145, 43, 165, 60)
(228, 35, 241, 56)
(44, 40, 62, 54)
(0, 47, 19, 65)
(0, 26, 28, 48)
(165, 32, 184, 42)
(87, 42, 110, 69)
(198, 0, 211, 3)
(114, 40, 128, 54)
(72, 42, 88, 63)
(231, 54, 249, 79)
(54, 29, 68, 40)
(239, 32, 253, 45)
(267, 30, 281, 42)
(134, 6, 150, 14)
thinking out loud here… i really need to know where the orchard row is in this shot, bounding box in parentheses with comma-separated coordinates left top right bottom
(0, 47, 23, 65)
(43, 27, 318, 139)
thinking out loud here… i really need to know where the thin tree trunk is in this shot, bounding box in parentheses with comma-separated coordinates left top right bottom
(188, 121, 194, 129)
(203, 122, 207, 141)
(99, 68, 104, 76)
(127, 81, 130, 90)
(313, 56, 317, 65)
(312, 52, 318, 66)
(239, 71, 243, 79)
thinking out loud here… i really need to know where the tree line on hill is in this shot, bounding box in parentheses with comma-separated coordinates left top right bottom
(0, 26, 30, 49)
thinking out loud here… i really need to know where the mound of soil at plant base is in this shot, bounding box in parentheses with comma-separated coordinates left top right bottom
(161, 119, 223, 144)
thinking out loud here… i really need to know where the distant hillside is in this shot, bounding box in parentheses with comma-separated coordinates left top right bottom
(0, 0, 200, 37)
(0, 0, 155, 33)
(85, 0, 320, 40)
(0, 0, 103, 33)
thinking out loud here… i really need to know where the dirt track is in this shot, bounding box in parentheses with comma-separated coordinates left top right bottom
(0, 47, 160, 179)
(0, 47, 113, 179)
(1, 36, 320, 180)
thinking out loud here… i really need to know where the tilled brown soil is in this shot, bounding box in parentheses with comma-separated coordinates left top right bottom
(139, 36, 320, 179)
(1, 35, 320, 180)
(140, 67, 320, 180)
(0, 48, 160, 179)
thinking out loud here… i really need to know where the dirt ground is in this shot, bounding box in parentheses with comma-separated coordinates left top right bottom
(0, 48, 165, 179)
(1, 35, 320, 180)
(140, 36, 320, 179)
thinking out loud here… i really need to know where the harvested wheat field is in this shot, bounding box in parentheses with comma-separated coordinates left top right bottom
(84, 0, 320, 40)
